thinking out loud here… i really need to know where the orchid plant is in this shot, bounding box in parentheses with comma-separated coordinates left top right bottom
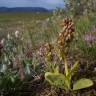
(45, 18, 93, 94)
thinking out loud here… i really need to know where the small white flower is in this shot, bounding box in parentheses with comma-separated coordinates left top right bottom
(0, 64, 7, 73)
(94, 67, 96, 72)
(0, 38, 5, 45)
(15, 30, 19, 38)
(7, 33, 11, 39)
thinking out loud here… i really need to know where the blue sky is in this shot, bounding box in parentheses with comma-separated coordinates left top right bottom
(0, 0, 64, 9)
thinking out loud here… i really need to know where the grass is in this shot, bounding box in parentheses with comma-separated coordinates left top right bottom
(0, 12, 52, 21)
(0, 12, 52, 38)
(0, 12, 96, 96)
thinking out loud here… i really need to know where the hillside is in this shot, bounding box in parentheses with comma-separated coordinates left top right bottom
(0, 7, 50, 13)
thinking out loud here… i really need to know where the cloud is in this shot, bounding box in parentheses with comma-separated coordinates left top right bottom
(0, 0, 64, 9)
(42, 0, 64, 9)
(43, 0, 63, 4)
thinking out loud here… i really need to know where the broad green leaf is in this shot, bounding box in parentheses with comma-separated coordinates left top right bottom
(45, 72, 68, 90)
(73, 78, 93, 91)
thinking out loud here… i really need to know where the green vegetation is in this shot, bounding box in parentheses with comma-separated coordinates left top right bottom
(0, 0, 96, 95)
(45, 18, 94, 95)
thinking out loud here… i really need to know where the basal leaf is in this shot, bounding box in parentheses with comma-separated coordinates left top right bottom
(73, 78, 93, 91)
(45, 72, 68, 90)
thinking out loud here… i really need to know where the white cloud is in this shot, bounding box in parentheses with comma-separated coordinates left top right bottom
(44, 0, 63, 4)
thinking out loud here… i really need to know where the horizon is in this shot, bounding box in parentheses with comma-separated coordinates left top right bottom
(0, 0, 64, 9)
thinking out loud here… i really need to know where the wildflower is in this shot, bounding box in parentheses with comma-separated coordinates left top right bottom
(57, 17, 75, 48)
(83, 34, 96, 47)
(7, 33, 11, 39)
(0, 38, 5, 45)
(15, 30, 19, 38)
(0, 64, 7, 73)
(57, 17, 75, 58)
(84, 34, 96, 42)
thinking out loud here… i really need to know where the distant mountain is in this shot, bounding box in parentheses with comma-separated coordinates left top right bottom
(0, 7, 51, 13)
